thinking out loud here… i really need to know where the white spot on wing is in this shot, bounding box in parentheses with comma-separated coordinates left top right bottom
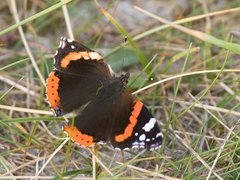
(107, 64, 115, 76)
(58, 40, 62, 48)
(83, 55, 90, 60)
(132, 142, 139, 146)
(142, 118, 156, 132)
(71, 45, 75, 49)
(156, 132, 163, 138)
(61, 40, 66, 49)
(135, 132, 138, 136)
(132, 145, 139, 149)
(139, 134, 146, 141)
(67, 38, 73, 43)
(89, 52, 102, 60)
(98, 141, 106, 144)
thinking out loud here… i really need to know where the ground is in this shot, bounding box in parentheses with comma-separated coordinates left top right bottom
(0, 0, 240, 179)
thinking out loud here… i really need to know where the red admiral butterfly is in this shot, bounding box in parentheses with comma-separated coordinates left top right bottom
(46, 37, 163, 150)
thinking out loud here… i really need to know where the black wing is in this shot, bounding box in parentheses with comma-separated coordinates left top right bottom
(46, 37, 113, 116)
(63, 73, 163, 150)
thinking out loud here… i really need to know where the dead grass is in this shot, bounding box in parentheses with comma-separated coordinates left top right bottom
(0, 0, 240, 179)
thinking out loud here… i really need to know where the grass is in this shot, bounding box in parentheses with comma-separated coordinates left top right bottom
(1, 0, 240, 179)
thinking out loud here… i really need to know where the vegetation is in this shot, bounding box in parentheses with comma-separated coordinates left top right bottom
(0, 0, 240, 179)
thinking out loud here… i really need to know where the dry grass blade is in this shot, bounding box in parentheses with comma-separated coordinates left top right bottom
(174, 130, 226, 142)
(188, 93, 240, 140)
(1, 1, 240, 179)
(61, 0, 74, 40)
(206, 119, 239, 179)
(8, 0, 45, 85)
(0, 75, 38, 97)
(133, 69, 240, 95)
(0, 104, 52, 115)
(0, 0, 72, 36)
(88, 148, 113, 177)
(95, 0, 151, 74)
(32, 138, 69, 179)
(173, 100, 240, 120)
(134, 6, 240, 54)
(1, 156, 49, 177)
(174, 134, 223, 180)
(117, 162, 181, 180)
(219, 82, 240, 102)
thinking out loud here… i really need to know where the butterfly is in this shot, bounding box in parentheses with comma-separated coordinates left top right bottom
(46, 37, 163, 150)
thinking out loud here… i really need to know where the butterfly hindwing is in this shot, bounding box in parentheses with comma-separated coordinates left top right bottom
(63, 74, 133, 145)
(111, 101, 163, 150)
(63, 74, 162, 150)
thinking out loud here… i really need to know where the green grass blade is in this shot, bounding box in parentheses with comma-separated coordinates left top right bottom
(95, 1, 152, 74)
(0, 0, 72, 36)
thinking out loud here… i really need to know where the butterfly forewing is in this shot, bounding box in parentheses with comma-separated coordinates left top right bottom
(46, 37, 112, 115)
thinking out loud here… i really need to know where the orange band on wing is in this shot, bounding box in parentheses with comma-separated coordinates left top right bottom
(46, 71, 60, 109)
(61, 52, 83, 68)
(115, 100, 143, 142)
(64, 125, 95, 147)
(61, 51, 102, 68)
